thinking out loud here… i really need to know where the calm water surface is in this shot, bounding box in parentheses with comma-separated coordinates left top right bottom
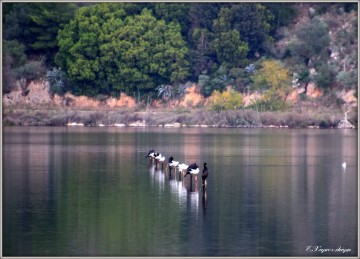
(3, 126, 358, 256)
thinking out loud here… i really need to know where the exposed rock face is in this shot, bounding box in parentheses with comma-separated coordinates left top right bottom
(242, 92, 262, 106)
(62, 93, 101, 108)
(2, 80, 357, 115)
(2, 89, 23, 106)
(286, 89, 300, 103)
(106, 93, 136, 108)
(337, 89, 357, 107)
(306, 83, 323, 98)
(286, 82, 325, 103)
(3, 81, 53, 106)
(178, 84, 204, 107)
(3, 80, 136, 109)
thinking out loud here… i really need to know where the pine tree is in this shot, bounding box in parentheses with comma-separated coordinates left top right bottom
(29, 3, 77, 64)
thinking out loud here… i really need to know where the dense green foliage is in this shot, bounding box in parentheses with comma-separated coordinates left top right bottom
(211, 8, 249, 66)
(3, 3, 34, 53)
(2, 2, 358, 106)
(29, 4, 77, 59)
(56, 5, 189, 96)
(2, 3, 77, 92)
(289, 17, 330, 65)
(3, 40, 27, 68)
(226, 4, 274, 57)
(152, 3, 192, 37)
(3, 3, 77, 65)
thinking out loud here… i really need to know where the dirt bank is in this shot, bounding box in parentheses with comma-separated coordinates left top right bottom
(2, 81, 357, 129)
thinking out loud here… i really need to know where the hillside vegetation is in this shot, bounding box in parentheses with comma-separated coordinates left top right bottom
(2, 2, 358, 128)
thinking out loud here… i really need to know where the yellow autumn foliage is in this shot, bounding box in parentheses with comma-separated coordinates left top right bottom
(207, 88, 243, 111)
(252, 60, 291, 102)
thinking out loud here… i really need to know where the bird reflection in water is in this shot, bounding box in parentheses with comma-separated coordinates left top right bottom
(149, 164, 166, 192)
(145, 149, 156, 166)
(189, 190, 199, 209)
(202, 184, 207, 210)
(147, 152, 209, 212)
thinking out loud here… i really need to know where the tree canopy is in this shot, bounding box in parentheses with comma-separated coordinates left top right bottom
(3, 2, 357, 100)
(56, 5, 189, 96)
(212, 7, 249, 67)
(289, 17, 330, 65)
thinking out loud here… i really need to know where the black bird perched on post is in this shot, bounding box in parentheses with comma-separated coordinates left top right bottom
(154, 153, 161, 169)
(202, 163, 209, 186)
(185, 163, 200, 188)
(168, 156, 174, 173)
(145, 149, 155, 159)
(145, 149, 156, 164)
(168, 156, 179, 174)
(185, 163, 199, 177)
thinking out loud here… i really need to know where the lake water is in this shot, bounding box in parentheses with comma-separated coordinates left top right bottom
(3, 126, 358, 256)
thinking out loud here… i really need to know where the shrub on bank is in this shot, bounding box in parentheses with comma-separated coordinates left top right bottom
(48, 115, 69, 126)
(220, 110, 261, 127)
(3, 116, 19, 126)
(13, 60, 46, 83)
(206, 89, 243, 112)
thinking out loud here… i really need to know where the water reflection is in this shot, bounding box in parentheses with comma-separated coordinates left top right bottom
(149, 159, 202, 216)
(189, 191, 199, 209)
(202, 186, 208, 210)
(3, 127, 357, 256)
(149, 165, 166, 192)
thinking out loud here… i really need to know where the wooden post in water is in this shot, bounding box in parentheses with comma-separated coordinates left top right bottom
(168, 165, 171, 175)
(190, 174, 193, 190)
(194, 178, 198, 192)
